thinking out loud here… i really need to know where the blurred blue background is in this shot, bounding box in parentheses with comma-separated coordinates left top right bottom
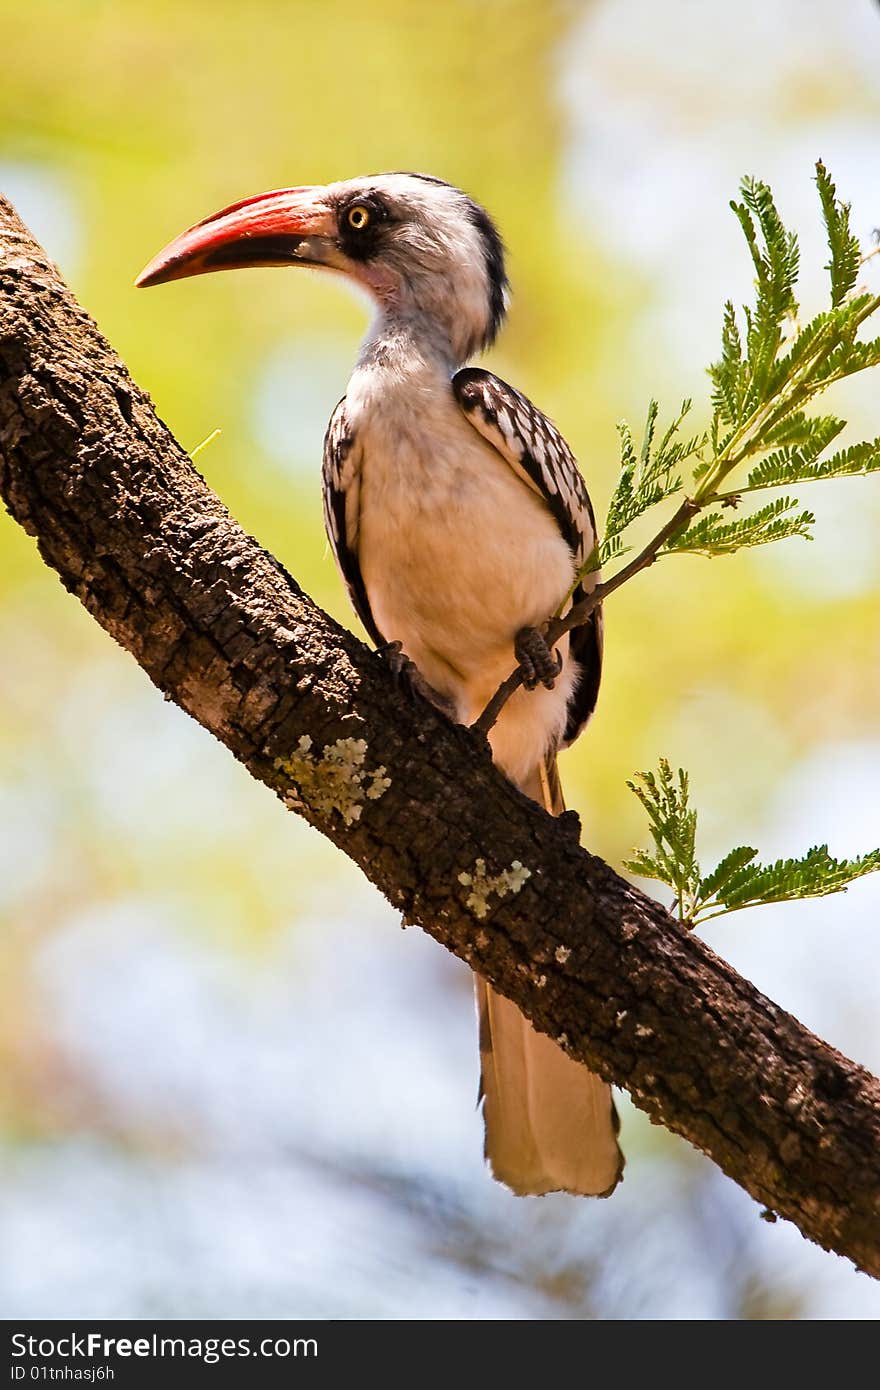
(1, 0, 879, 1319)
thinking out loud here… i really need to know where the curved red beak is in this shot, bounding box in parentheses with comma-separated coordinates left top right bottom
(135, 186, 339, 288)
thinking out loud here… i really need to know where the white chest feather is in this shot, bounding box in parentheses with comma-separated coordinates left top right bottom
(343, 364, 578, 785)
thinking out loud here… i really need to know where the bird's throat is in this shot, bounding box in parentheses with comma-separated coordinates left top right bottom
(357, 307, 465, 379)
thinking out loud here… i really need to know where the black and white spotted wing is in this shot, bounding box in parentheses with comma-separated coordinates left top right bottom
(453, 367, 603, 745)
(322, 397, 385, 648)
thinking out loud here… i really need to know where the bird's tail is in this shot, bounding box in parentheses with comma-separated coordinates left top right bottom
(476, 753, 624, 1196)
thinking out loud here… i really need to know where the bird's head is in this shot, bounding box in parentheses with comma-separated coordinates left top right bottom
(136, 172, 508, 365)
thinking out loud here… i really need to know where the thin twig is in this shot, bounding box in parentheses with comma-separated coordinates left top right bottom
(472, 497, 699, 734)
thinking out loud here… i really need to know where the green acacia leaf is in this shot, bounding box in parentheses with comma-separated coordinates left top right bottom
(602, 401, 694, 556)
(628, 763, 880, 929)
(623, 850, 670, 883)
(662, 497, 814, 556)
(625, 760, 701, 919)
(713, 845, 880, 913)
(815, 160, 861, 308)
(699, 846, 759, 900)
(748, 435, 880, 490)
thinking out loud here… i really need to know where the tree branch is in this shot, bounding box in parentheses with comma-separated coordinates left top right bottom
(2, 195, 878, 1276)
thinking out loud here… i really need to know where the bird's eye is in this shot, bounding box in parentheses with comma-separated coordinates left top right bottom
(347, 205, 371, 231)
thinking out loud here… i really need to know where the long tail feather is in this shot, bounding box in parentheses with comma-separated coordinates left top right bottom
(476, 753, 624, 1196)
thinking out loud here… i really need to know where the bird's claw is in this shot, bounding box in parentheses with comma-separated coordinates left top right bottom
(375, 641, 457, 719)
(376, 639, 411, 685)
(514, 626, 563, 691)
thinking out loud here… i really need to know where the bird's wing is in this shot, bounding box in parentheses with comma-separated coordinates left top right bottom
(322, 396, 385, 648)
(452, 367, 602, 744)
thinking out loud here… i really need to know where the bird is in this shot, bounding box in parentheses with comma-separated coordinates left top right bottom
(136, 172, 624, 1197)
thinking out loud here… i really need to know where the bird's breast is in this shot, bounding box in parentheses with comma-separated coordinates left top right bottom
(351, 384, 574, 698)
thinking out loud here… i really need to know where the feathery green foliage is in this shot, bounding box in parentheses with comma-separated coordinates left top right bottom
(624, 760, 701, 921)
(746, 434, 880, 490)
(625, 761, 880, 927)
(727, 177, 800, 409)
(815, 160, 860, 308)
(582, 166, 880, 933)
(599, 163, 880, 566)
(600, 401, 697, 564)
(706, 844, 880, 917)
(662, 496, 815, 556)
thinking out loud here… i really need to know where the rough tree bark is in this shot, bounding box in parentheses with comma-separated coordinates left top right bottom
(1, 195, 878, 1276)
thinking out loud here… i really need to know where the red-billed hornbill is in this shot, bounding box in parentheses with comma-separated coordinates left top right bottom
(137, 173, 623, 1197)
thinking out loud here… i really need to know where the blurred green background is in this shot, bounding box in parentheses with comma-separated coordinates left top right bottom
(1, 0, 879, 1319)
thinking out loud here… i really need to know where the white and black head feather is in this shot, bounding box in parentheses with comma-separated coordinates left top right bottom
(328, 171, 509, 362)
(390, 173, 509, 346)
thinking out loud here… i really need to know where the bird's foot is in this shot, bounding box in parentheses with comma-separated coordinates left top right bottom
(514, 626, 563, 691)
(376, 641, 457, 719)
